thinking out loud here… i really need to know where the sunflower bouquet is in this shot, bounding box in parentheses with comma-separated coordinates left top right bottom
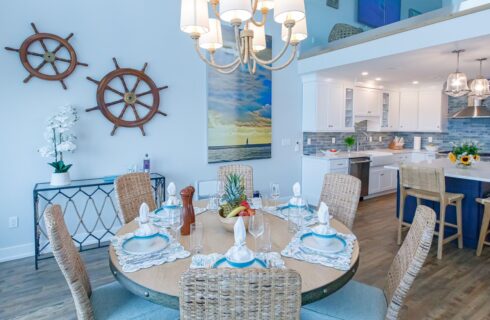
(448, 140, 481, 167)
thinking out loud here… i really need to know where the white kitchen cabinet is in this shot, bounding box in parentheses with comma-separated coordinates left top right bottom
(354, 87, 381, 117)
(302, 157, 349, 205)
(417, 90, 448, 132)
(302, 76, 354, 132)
(369, 166, 397, 195)
(398, 91, 419, 131)
(380, 91, 400, 131)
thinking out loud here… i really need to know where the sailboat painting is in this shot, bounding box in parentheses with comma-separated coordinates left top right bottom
(207, 25, 272, 163)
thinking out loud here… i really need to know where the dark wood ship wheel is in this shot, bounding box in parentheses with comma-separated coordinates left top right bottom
(86, 58, 168, 136)
(4, 23, 88, 90)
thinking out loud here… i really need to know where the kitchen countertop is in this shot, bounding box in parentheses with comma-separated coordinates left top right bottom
(385, 158, 490, 183)
(303, 148, 437, 160)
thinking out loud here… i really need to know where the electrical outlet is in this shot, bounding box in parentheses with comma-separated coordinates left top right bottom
(332, 137, 336, 144)
(369, 136, 373, 143)
(379, 136, 383, 142)
(8, 216, 18, 228)
(307, 138, 311, 145)
(294, 141, 300, 152)
(428, 137, 433, 143)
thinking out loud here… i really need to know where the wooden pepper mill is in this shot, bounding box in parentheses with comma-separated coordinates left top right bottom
(180, 186, 196, 236)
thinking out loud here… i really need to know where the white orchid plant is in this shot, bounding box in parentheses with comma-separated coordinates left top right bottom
(38, 106, 78, 173)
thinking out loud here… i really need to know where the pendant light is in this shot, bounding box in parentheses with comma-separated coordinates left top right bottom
(469, 58, 490, 99)
(445, 49, 470, 97)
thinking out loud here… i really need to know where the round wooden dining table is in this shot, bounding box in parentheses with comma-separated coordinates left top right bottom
(109, 209, 359, 310)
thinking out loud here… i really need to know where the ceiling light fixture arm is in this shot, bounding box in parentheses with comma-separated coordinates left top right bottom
(193, 38, 240, 70)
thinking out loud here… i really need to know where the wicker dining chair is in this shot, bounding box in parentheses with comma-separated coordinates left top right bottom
(114, 172, 156, 224)
(301, 205, 436, 320)
(180, 269, 302, 320)
(217, 165, 254, 199)
(44, 204, 179, 320)
(318, 173, 362, 230)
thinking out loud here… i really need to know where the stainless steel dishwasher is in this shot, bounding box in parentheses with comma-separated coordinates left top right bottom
(349, 157, 371, 198)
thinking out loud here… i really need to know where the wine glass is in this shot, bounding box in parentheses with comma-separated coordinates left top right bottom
(270, 183, 280, 205)
(249, 212, 265, 251)
(169, 206, 184, 241)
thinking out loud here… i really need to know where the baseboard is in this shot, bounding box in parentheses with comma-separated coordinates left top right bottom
(0, 243, 34, 263)
(364, 189, 396, 200)
(0, 226, 121, 263)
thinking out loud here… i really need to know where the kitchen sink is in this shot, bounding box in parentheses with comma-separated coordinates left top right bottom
(363, 151, 395, 167)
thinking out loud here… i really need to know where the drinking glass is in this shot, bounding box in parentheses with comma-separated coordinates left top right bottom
(169, 206, 184, 241)
(256, 222, 271, 253)
(190, 222, 204, 254)
(249, 212, 265, 251)
(270, 183, 280, 205)
(216, 181, 225, 204)
(288, 201, 307, 234)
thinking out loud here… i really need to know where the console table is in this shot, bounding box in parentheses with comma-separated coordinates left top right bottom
(33, 173, 165, 269)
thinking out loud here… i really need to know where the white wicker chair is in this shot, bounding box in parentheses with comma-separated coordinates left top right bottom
(114, 172, 156, 224)
(217, 165, 254, 199)
(318, 173, 362, 230)
(301, 205, 436, 320)
(44, 204, 179, 320)
(180, 268, 301, 320)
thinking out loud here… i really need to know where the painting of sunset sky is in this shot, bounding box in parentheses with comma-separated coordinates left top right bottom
(207, 26, 272, 163)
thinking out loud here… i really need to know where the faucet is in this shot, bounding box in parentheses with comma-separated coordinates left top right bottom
(356, 132, 370, 152)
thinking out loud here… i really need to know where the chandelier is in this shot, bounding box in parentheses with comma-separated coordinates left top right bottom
(469, 58, 490, 99)
(180, 0, 308, 75)
(444, 50, 470, 97)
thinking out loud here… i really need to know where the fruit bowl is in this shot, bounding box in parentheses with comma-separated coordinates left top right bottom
(218, 215, 250, 232)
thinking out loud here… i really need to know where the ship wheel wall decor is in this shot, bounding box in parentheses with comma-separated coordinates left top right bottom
(86, 58, 168, 136)
(5, 23, 88, 90)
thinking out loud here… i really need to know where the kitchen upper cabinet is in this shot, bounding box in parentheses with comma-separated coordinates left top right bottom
(417, 90, 448, 132)
(380, 91, 399, 131)
(354, 87, 381, 117)
(398, 91, 419, 131)
(302, 76, 354, 132)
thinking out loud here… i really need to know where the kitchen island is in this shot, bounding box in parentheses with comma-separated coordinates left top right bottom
(385, 159, 490, 248)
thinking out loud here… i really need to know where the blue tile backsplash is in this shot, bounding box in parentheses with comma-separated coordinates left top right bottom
(303, 96, 490, 154)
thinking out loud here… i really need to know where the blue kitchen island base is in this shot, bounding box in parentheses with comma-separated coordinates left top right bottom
(396, 174, 490, 249)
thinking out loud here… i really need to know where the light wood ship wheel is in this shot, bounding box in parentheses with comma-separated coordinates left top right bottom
(5, 23, 88, 90)
(86, 58, 168, 136)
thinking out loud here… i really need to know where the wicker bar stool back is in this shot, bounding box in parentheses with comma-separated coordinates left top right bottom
(114, 172, 156, 224)
(398, 165, 464, 259)
(384, 205, 436, 320)
(180, 269, 302, 320)
(318, 173, 361, 230)
(218, 165, 254, 199)
(44, 205, 94, 320)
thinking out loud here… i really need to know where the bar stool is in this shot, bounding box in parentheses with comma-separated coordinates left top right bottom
(398, 164, 464, 259)
(476, 198, 490, 256)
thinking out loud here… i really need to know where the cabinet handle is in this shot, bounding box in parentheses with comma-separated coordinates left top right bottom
(380, 174, 385, 176)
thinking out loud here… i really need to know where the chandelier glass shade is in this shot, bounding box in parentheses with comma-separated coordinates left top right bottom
(445, 49, 470, 97)
(180, 0, 308, 74)
(469, 58, 490, 99)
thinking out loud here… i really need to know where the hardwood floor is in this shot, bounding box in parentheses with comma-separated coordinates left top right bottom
(1, 194, 489, 319)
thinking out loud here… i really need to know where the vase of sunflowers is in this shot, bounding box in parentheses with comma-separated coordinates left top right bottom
(448, 140, 481, 168)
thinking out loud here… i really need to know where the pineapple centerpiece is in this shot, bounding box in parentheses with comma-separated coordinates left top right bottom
(218, 173, 255, 232)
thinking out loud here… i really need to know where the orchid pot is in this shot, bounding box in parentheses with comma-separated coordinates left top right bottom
(38, 106, 78, 186)
(50, 172, 71, 186)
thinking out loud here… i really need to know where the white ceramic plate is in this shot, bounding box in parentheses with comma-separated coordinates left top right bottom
(300, 232, 346, 255)
(213, 257, 267, 269)
(122, 234, 170, 255)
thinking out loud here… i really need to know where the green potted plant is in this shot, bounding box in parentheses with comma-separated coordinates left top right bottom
(38, 106, 78, 186)
(344, 135, 356, 153)
(218, 173, 255, 232)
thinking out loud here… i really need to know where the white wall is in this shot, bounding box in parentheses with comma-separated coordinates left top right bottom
(302, 0, 366, 53)
(0, 0, 303, 261)
(401, 0, 443, 19)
